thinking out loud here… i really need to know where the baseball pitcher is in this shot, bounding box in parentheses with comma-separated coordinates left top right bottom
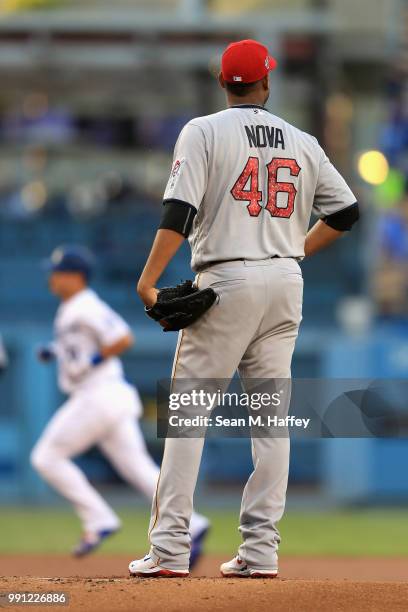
(129, 39, 359, 578)
(31, 245, 209, 562)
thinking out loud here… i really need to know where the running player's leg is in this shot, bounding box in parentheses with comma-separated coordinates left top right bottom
(98, 385, 209, 537)
(100, 413, 159, 500)
(237, 259, 303, 571)
(30, 392, 121, 532)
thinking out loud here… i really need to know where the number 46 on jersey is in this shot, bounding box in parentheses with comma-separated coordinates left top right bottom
(231, 157, 301, 218)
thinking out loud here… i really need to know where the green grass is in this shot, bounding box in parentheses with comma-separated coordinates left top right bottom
(0, 508, 407, 556)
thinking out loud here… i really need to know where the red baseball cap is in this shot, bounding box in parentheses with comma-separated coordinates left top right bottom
(221, 39, 277, 84)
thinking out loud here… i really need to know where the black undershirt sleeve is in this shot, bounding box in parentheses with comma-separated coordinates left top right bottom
(322, 201, 359, 231)
(159, 199, 197, 238)
(160, 198, 359, 237)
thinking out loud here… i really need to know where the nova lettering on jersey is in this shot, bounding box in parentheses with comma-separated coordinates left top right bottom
(245, 125, 285, 149)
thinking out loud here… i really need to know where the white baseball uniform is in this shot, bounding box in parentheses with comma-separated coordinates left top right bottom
(149, 104, 356, 571)
(52, 288, 134, 397)
(31, 288, 207, 537)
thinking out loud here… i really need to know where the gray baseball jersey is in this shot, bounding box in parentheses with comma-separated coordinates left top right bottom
(164, 104, 356, 271)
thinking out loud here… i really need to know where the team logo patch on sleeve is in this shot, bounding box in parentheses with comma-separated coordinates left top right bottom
(168, 158, 186, 191)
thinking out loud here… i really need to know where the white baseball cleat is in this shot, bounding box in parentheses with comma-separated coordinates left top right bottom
(129, 555, 189, 578)
(220, 555, 278, 579)
(220, 555, 251, 577)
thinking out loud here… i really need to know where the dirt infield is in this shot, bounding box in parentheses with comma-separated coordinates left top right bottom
(1, 556, 408, 611)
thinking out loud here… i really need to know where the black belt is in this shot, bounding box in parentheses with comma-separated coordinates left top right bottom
(200, 255, 285, 270)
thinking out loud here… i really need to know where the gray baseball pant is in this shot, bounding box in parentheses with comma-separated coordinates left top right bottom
(149, 257, 303, 571)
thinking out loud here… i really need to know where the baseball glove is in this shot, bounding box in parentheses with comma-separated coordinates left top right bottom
(145, 280, 217, 332)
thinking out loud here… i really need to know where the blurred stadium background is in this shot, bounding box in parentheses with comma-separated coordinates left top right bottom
(0, 0, 408, 557)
